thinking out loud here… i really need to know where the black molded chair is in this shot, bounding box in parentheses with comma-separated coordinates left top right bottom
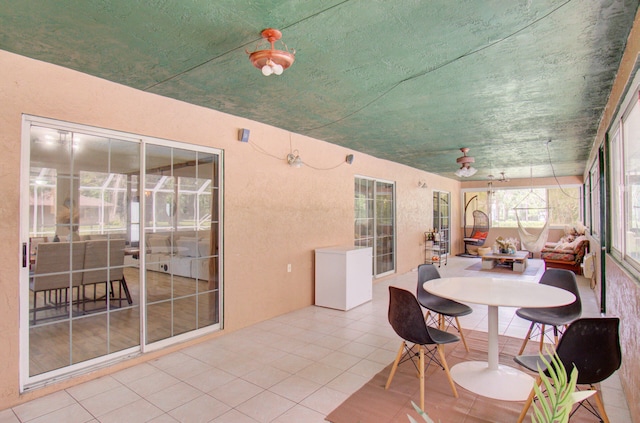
(516, 268, 581, 354)
(514, 317, 621, 423)
(462, 210, 489, 255)
(385, 286, 459, 410)
(416, 264, 472, 352)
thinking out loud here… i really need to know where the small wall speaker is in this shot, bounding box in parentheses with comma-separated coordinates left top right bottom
(345, 154, 354, 164)
(238, 128, 250, 142)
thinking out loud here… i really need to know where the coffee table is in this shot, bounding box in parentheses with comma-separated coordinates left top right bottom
(423, 277, 575, 401)
(481, 251, 529, 272)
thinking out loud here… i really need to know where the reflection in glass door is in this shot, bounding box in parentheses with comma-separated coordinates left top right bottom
(144, 145, 219, 343)
(22, 117, 221, 386)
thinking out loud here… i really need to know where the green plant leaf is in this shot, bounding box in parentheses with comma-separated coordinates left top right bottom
(531, 346, 578, 423)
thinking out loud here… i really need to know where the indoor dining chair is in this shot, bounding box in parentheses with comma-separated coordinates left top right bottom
(82, 238, 132, 308)
(30, 241, 85, 325)
(516, 268, 581, 354)
(416, 263, 472, 351)
(385, 286, 459, 411)
(514, 317, 621, 423)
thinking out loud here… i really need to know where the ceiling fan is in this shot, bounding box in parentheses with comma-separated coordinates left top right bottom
(487, 171, 510, 182)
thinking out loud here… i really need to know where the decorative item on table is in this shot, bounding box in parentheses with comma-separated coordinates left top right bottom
(494, 236, 518, 254)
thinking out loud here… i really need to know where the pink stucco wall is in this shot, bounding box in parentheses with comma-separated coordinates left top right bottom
(603, 258, 640, 420)
(0, 49, 460, 409)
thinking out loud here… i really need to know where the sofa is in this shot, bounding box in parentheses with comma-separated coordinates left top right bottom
(145, 232, 212, 281)
(31, 230, 213, 282)
(540, 232, 589, 275)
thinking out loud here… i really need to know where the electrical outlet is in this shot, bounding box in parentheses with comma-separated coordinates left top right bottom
(287, 264, 291, 272)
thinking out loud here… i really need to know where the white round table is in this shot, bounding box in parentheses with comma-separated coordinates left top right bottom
(423, 277, 576, 401)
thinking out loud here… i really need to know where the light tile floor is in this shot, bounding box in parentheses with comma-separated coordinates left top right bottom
(0, 257, 632, 422)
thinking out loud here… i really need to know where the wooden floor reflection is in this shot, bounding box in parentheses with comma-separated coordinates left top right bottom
(29, 268, 219, 376)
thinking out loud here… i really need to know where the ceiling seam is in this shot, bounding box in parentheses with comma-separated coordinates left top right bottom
(303, 0, 574, 133)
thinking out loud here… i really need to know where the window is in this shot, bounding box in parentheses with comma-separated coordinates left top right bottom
(464, 187, 581, 228)
(608, 72, 640, 271)
(623, 99, 640, 267)
(355, 177, 395, 277)
(588, 161, 601, 239)
(610, 127, 623, 252)
(548, 187, 582, 228)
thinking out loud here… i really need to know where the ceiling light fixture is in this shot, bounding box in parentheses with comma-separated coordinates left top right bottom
(487, 175, 496, 195)
(497, 171, 510, 182)
(454, 147, 477, 177)
(247, 28, 295, 76)
(286, 150, 303, 168)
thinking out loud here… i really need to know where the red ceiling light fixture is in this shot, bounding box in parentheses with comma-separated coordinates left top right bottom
(455, 147, 478, 177)
(247, 28, 295, 76)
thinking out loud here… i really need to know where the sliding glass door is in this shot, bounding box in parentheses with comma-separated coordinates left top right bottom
(21, 116, 222, 388)
(354, 177, 395, 277)
(433, 191, 450, 253)
(144, 144, 220, 343)
(26, 124, 141, 379)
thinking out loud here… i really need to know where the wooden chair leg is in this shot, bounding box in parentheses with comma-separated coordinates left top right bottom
(553, 326, 559, 346)
(437, 344, 458, 398)
(438, 314, 445, 330)
(517, 376, 541, 423)
(419, 346, 425, 411)
(454, 316, 469, 352)
(591, 387, 610, 423)
(385, 341, 405, 390)
(518, 322, 535, 355)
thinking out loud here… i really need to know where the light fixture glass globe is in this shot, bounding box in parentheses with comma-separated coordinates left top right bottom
(455, 165, 478, 177)
(261, 65, 273, 76)
(273, 63, 284, 75)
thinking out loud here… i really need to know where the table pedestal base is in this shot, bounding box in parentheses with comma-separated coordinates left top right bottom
(450, 361, 535, 401)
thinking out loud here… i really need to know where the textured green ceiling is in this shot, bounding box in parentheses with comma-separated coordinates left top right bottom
(1, 0, 638, 180)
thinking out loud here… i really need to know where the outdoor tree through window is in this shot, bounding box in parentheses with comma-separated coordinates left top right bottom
(464, 187, 581, 228)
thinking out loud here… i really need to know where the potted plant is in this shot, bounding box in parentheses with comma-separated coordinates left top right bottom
(494, 236, 517, 254)
(407, 347, 591, 423)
